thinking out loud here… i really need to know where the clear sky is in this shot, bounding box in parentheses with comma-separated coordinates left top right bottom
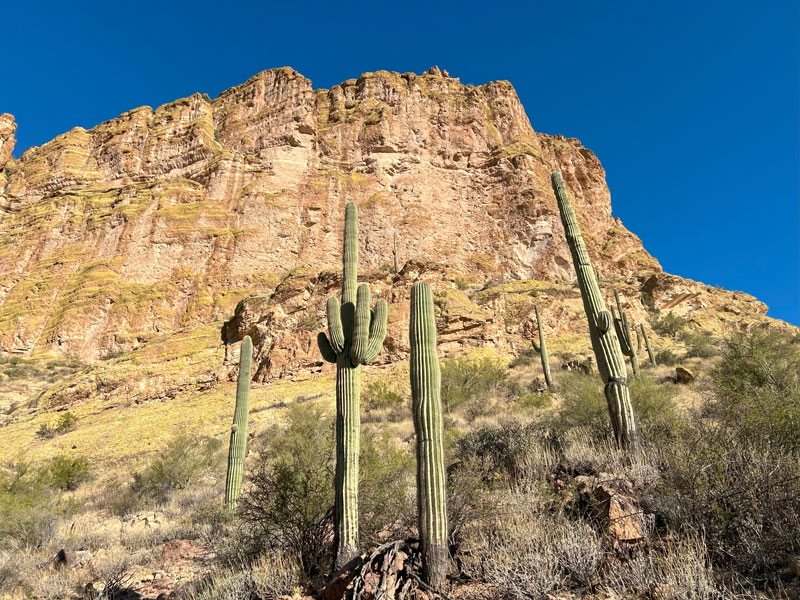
(3, 1, 798, 324)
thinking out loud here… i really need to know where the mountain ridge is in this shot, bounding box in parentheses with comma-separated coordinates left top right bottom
(0, 66, 789, 417)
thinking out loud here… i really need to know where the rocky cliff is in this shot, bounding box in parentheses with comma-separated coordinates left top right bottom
(0, 67, 784, 412)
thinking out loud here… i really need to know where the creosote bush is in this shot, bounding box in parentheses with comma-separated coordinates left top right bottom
(681, 329, 717, 359)
(362, 377, 405, 411)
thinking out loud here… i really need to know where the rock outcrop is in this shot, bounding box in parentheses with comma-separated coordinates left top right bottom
(0, 113, 16, 171)
(0, 67, 789, 407)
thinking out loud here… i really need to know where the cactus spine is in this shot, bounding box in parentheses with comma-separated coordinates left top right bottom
(317, 202, 388, 567)
(225, 335, 252, 510)
(612, 289, 640, 378)
(640, 323, 657, 366)
(409, 281, 448, 590)
(551, 172, 638, 452)
(531, 305, 554, 390)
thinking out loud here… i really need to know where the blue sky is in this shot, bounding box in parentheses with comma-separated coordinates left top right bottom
(3, 0, 798, 324)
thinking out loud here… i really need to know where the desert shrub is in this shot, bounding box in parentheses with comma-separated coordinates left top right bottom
(45, 453, 90, 490)
(651, 312, 689, 338)
(682, 330, 717, 359)
(237, 404, 335, 574)
(239, 404, 414, 574)
(104, 434, 223, 513)
(192, 551, 302, 600)
(440, 354, 509, 413)
(35, 422, 55, 438)
(604, 537, 729, 599)
(459, 493, 603, 598)
(0, 458, 78, 550)
(657, 424, 800, 575)
(455, 421, 556, 488)
(710, 329, 800, 452)
(508, 347, 539, 369)
(35, 411, 78, 439)
(552, 372, 682, 444)
(358, 427, 415, 546)
(362, 377, 405, 411)
(655, 348, 679, 366)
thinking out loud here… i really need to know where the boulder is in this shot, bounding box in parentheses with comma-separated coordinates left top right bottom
(675, 366, 695, 384)
(576, 473, 651, 544)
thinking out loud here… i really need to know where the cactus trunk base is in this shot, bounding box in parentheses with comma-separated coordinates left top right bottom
(423, 543, 448, 591)
(604, 380, 638, 451)
(333, 353, 361, 569)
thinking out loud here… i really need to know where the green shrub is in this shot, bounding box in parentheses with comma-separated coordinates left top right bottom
(651, 312, 689, 338)
(362, 378, 405, 411)
(508, 347, 539, 369)
(440, 354, 508, 413)
(358, 427, 415, 546)
(552, 372, 681, 444)
(46, 453, 90, 490)
(710, 329, 800, 452)
(658, 425, 800, 575)
(238, 403, 335, 574)
(123, 434, 222, 509)
(35, 422, 55, 439)
(655, 348, 679, 366)
(455, 421, 554, 487)
(239, 404, 415, 574)
(0, 458, 79, 549)
(682, 330, 717, 358)
(35, 411, 79, 438)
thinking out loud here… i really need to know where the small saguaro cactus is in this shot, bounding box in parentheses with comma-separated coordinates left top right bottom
(531, 305, 554, 390)
(225, 335, 252, 510)
(317, 202, 388, 568)
(612, 289, 640, 378)
(409, 281, 449, 590)
(551, 172, 638, 452)
(640, 323, 657, 366)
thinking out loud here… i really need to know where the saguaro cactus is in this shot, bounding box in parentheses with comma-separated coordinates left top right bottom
(531, 305, 554, 390)
(317, 202, 388, 567)
(409, 281, 448, 590)
(551, 172, 638, 452)
(612, 289, 640, 378)
(225, 335, 252, 510)
(640, 323, 657, 366)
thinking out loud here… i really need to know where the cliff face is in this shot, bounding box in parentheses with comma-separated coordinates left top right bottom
(0, 67, 781, 409)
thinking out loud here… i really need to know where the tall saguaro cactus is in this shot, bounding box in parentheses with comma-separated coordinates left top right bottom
(531, 305, 554, 390)
(612, 289, 640, 378)
(409, 281, 449, 590)
(640, 324, 657, 366)
(551, 172, 638, 452)
(317, 202, 388, 567)
(225, 335, 252, 510)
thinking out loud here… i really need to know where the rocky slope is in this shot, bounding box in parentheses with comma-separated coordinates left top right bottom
(0, 67, 787, 415)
